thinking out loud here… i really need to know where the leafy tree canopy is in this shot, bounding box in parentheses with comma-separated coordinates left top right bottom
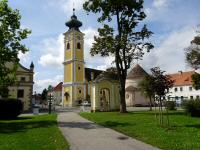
(83, 0, 153, 112)
(185, 26, 200, 69)
(0, 0, 31, 89)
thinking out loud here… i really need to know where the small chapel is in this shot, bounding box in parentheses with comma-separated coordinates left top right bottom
(61, 9, 149, 111)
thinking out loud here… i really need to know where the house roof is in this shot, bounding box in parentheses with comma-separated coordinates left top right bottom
(168, 71, 195, 86)
(53, 82, 63, 91)
(127, 64, 148, 79)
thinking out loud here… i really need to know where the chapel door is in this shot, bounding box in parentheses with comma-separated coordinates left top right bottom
(100, 89, 110, 111)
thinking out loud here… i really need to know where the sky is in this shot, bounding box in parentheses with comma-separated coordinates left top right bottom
(8, 0, 200, 93)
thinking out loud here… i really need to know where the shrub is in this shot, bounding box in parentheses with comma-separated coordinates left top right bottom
(165, 101, 176, 110)
(184, 99, 200, 117)
(0, 98, 23, 119)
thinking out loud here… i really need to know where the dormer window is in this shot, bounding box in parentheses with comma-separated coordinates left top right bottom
(77, 42, 81, 49)
(67, 43, 70, 49)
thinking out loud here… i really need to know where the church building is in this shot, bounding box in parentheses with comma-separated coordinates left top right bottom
(61, 9, 120, 111)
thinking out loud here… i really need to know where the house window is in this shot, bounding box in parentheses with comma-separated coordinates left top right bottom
(126, 94, 129, 99)
(174, 88, 178, 92)
(17, 89, 24, 98)
(190, 96, 193, 99)
(77, 42, 81, 49)
(21, 77, 26, 81)
(181, 96, 184, 100)
(180, 87, 183, 92)
(67, 43, 70, 49)
(196, 95, 199, 99)
(175, 96, 178, 100)
(189, 87, 192, 91)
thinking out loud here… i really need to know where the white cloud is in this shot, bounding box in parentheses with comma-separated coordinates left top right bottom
(153, 0, 168, 9)
(38, 27, 114, 70)
(34, 75, 63, 93)
(62, 0, 86, 14)
(141, 26, 196, 73)
(18, 51, 30, 65)
(83, 27, 115, 70)
(48, 0, 86, 15)
(38, 34, 64, 68)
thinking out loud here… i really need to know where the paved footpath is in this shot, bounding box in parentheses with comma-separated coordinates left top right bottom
(57, 111, 161, 150)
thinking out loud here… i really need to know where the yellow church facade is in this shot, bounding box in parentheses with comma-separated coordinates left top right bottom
(62, 10, 120, 111)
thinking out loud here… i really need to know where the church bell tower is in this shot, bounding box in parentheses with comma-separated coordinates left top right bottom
(62, 9, 85, 106)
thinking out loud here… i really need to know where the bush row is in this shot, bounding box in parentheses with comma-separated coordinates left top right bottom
(0, 99, 23, 119)
(184, 99, 200, 117)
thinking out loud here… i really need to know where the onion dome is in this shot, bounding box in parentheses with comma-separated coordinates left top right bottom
(65, 8, 82, 31)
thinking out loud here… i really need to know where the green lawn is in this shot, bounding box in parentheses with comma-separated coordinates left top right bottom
(80, 111, 200, 150)
(0, 114, 69, 150)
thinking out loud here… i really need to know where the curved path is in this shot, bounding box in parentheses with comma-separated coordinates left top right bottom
(57, 109, 160, 150)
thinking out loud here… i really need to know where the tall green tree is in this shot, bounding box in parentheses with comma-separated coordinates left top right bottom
(41, 88, 48, 101)
(138, 74, 155, 111)
(83, 0, 153, 112)
(185, 26, 200, 90)
(0, 0, 31, 97)
(185, 27, 200, 70)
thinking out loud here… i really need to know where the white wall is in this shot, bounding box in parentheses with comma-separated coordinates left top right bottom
(167, 85, 200, 100)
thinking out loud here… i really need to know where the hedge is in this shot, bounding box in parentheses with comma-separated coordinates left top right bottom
(0, 98, 23, 119)
(184, 99, 200, 117)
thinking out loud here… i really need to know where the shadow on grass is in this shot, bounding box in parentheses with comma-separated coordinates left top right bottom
(0, 118, 57, 134)
(103, 121, 132, 128)
(185, 124, 200, 129)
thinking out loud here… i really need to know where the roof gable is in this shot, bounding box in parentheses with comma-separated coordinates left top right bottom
(127, 64, 148, 79)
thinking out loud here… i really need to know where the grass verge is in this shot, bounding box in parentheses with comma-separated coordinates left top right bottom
(0, 114, 69, 150)
(80, 111, 200, 150)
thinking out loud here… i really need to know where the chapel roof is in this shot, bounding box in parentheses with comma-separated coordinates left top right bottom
(127, 64, 148, 79)
(94, 71, 118, 82)
(85, 68, 103, 82)
(168, 71, 195, 86)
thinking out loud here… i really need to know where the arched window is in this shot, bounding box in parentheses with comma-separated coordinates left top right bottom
(67, 43, 70, 49)
(77, 42, 81, 49)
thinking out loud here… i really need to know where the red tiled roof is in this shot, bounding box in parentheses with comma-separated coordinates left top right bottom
(53, 82, 63, 91)
(168, 71, 195, 86)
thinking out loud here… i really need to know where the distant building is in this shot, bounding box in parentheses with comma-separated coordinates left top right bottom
(167, 71, 200, 101)
(125, 64, 149, 106)
(52, 82, 63, 105)
(8, 62, 34, 111)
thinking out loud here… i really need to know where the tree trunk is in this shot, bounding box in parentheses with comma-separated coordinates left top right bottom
(119, 78, 127, 113)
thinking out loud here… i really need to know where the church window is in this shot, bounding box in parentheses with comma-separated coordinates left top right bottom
(126, 94, 129, 99)
(21, 77, 26, 81)
(79, 90, 82, 94)
(17, 89, 24, 98)
(67, 43, 70, 49)
(77, 42, 81, 49)
(78, 66, 81, 70)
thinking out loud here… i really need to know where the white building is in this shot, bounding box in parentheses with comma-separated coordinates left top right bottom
(167, 71, 200, 101)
